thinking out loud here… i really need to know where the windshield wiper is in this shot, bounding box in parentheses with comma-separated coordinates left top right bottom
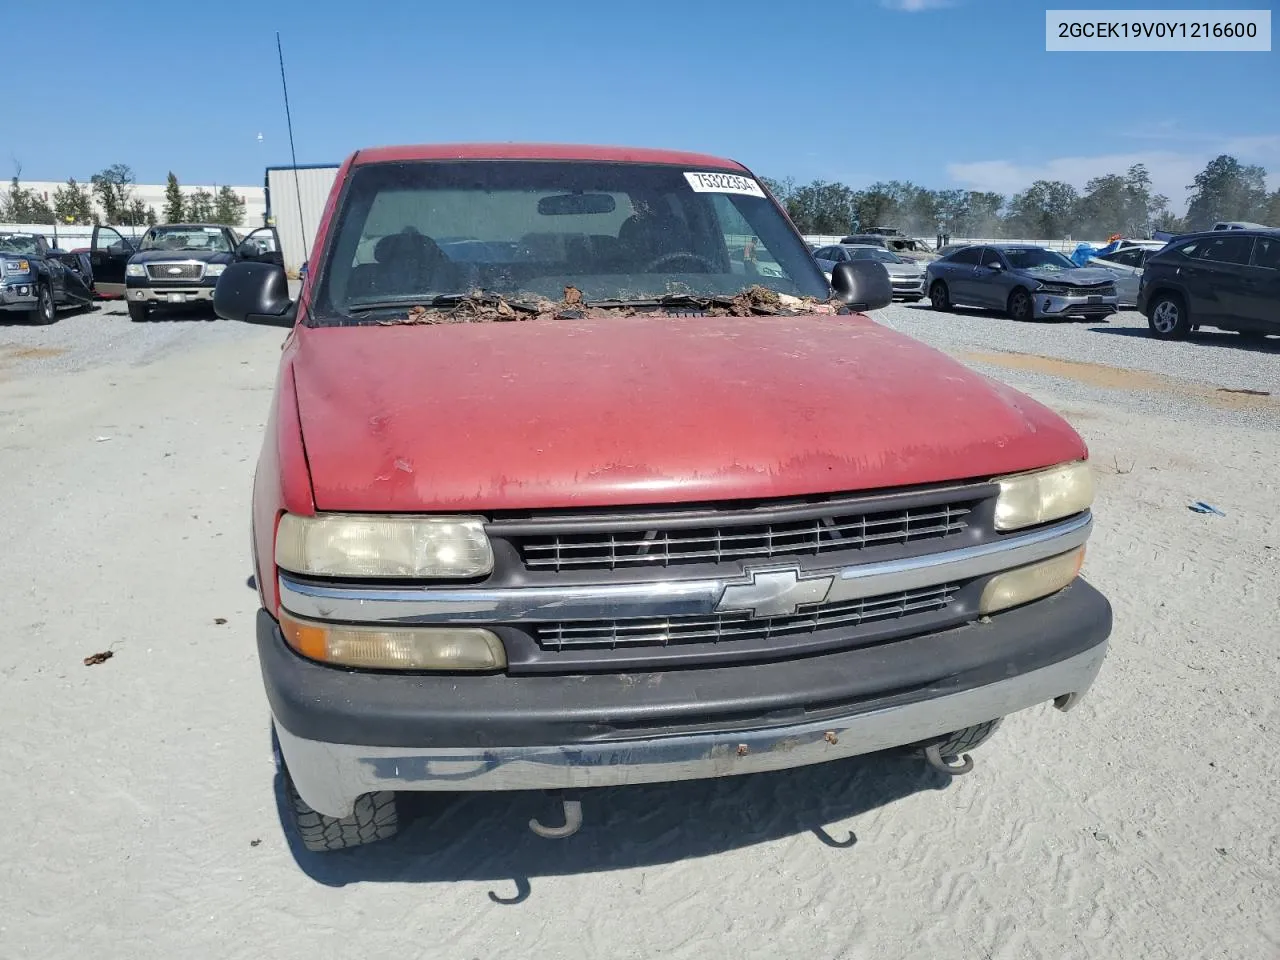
(345, 293, 544, 317)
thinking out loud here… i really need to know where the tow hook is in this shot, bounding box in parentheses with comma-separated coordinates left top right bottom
(923, 743, 975, 776)
(529, 794, 583, 839)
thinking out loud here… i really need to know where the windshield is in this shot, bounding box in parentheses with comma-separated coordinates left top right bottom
(314, 160, 830, 323)
(141, 226, 231, 253)
(0, 234, 39, 255)
(847, 248, 903, 264)
(1004, 248, 1075, 271)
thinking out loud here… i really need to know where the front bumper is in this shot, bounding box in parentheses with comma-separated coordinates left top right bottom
(1033, 291, 1119, 319)
(264, 580, 1112, 818)
(127, 284, 215, 304)
(890, 276, 927, 298)
(0, 280, 37, 312)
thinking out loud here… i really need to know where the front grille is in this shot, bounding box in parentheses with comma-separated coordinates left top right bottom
(514, 500, 976, 571)
(1051, 283, 1115, 297)
(145, 262, 204, 281)
(536, 583, 959, 651)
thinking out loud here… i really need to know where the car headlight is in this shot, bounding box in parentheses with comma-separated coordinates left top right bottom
(205, 263, 226, 278)
(275, 513, 494, 578)
(280, 611, 506, 671)
(993, 460, 1094, 532)
(126, 263, 147, 277)
(980, 547, 1084, 614)
(2, 258, 30, 274)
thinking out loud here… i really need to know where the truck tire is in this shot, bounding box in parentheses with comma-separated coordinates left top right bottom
(284, 774, 400, 852)
(30, 284, 57, 325)
(128, 302, 150, 323)
(1147, 292, 1190, 340)
(918, 718, 1003, 761)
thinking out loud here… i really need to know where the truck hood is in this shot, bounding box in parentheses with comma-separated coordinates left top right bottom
(290, 315, 1086, 512)
(127, 249, 233, 264)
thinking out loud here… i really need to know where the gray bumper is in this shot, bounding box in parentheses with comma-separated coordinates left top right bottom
(1033, 292, 1119, 319)
(275, 638, 1109, 818)
(0, 282, 38, 312)
(128, 286, 215, 304)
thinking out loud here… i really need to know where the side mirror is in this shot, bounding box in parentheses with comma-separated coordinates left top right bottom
(236, 240, 262, 258)
(830, 260, 892, 312)
(987, 261, 1004, 270)
(214, 261, 296, 326)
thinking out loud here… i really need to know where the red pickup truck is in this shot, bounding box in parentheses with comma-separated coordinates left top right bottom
(215, 144, 1111, 852)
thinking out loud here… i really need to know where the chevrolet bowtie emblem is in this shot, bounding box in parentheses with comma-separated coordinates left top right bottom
(716, 567, 834, 618)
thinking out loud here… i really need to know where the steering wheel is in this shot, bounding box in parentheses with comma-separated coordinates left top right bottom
(642, 251, 716, 274)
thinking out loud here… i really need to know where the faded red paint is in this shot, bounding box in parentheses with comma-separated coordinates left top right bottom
(350, 143, 749, 171)
(287, 314, 1086, 513)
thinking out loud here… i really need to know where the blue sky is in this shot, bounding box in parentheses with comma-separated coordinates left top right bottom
(11, 0, 1278, 210)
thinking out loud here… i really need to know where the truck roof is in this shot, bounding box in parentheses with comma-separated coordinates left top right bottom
(349, 143, 749, 171)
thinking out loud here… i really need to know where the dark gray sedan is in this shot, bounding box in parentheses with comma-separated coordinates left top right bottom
(925, 244, 1119, 321)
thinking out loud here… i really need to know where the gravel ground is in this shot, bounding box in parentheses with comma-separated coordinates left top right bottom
(1, 300, 1277, 960)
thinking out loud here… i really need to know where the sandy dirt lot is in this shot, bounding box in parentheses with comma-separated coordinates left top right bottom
(1, 301, 1276, 960)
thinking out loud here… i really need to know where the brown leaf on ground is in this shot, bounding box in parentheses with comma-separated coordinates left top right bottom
(84, 650, 114, 666)
(214, 618, 228, 625)
(563, 285, 583, 306)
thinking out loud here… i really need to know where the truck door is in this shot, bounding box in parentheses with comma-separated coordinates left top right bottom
(236, 227, 285, 268)
(90, 226, 135, 298)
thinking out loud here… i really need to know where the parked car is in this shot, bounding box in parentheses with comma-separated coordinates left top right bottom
(91, 223, 282, 321)
(214, 142, 1111, 852)
(1137, 228, 1280, 340)
(0, 232, 95, 324)
(814, 243, 925, 300)
(840, 233, 936, 262)
(926, 244, 1119, 321)
(1087, 241, 1166, 308)
(1212, 221, 1272, 231)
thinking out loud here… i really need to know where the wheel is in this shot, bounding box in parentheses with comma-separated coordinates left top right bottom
(128, 302, 150, 322)
(284, 773, 399, 853)
(29, 284, 56, 325)
(928, 281, 952, 312)
(1006, 287, 1034, 322)
(1148, 293, 1190, 340)
(918, 718, 1003, 761)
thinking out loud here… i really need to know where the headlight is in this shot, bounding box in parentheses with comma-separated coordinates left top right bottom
(205, 263, 226, 277)
(980, 547, 1084, 615)
(2, 258, 30, 274)
(993, 460, 1094, 532)
(126, 263, 147, 277)
(280, 611, 506, 671)
(275, 513, 493, 578)
(1036, 282, 1073, 296)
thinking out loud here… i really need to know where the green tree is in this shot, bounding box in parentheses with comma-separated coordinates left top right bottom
(52, 178, 95, 224)
(1184, 155, 1268, 230)
(185, 189, 215, 222)
(2, 176, 55, 223)
(90, 164, 136, 223)
(1006, 180, 1080, 237)
(1265, 189, 1280, 227)
(163, 172, 185, 223)
(783, 180, 859, 234)
(213, 185, 246, 226)
(116, 198, 152, 226)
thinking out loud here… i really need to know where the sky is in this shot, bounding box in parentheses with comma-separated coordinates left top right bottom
(7, 0, 1278, 212)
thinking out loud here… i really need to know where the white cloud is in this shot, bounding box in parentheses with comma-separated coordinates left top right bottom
(879, 0, 954, 11)
(947, 137, 1280, 213)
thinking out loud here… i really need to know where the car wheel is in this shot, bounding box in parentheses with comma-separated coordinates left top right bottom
(928, 281, 951, 312)
(1148, 293, 1190, 340)
(128, 302, 150, 322)
(1007, 287, 1034, 322)
(29, 284, 57, 325)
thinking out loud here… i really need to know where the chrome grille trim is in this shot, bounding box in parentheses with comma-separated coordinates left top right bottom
(145, 261, 205, 281)
(514, 501, 975, 571)
(277, 511, 1092, 625)
(537, 583, 959, 651)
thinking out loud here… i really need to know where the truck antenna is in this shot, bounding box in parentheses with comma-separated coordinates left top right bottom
(276, 32, 308, 262)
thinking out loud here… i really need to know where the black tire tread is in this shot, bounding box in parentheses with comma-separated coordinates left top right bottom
(926, 718, 1003, 759)
(929, 281, 952, 312)
(286, 779, 399, 852)
(127, 302, 149, 322)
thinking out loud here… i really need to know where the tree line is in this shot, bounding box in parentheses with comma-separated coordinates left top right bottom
(762, 155, 1280, 239)
(0, 164, 246, 228)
